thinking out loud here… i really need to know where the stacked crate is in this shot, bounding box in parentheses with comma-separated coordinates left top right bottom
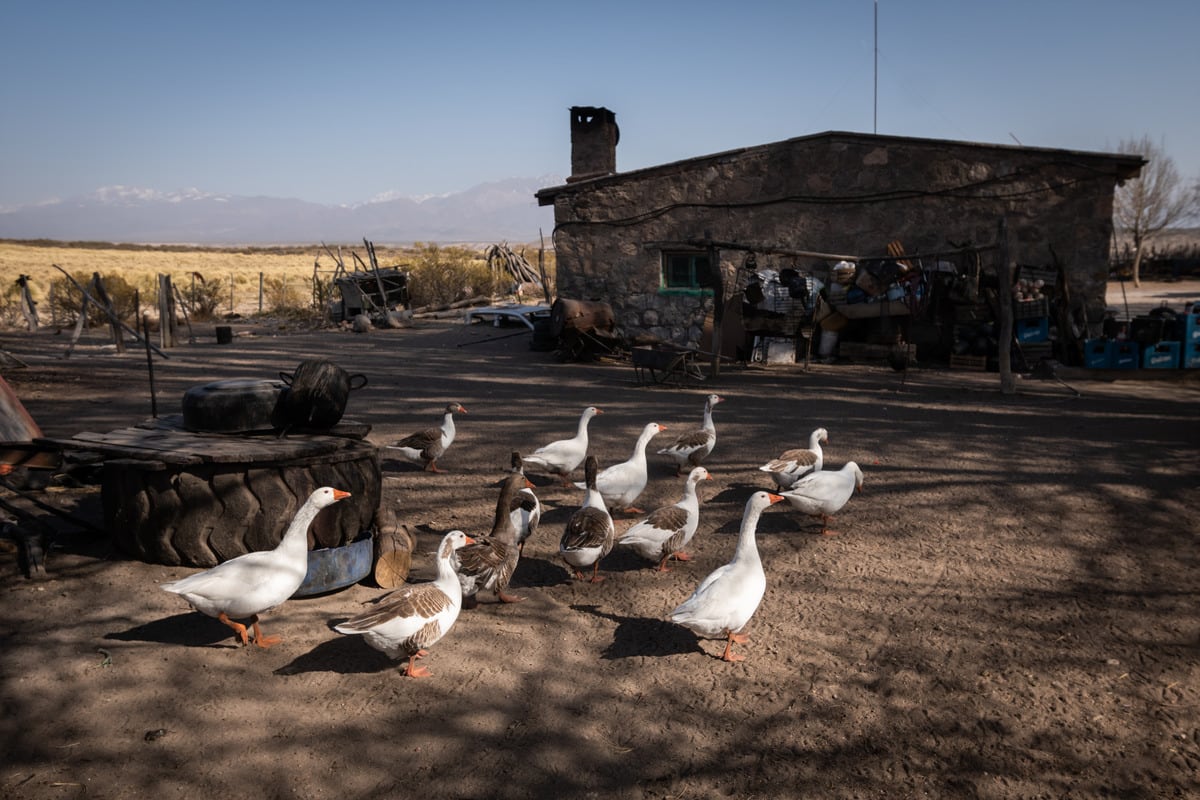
(1014, 297, 1050, 343)
(1184, 302, 1200, 369)
(1012, 296, 1052, 370)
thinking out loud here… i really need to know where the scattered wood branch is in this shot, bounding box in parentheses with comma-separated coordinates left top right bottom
(486, 242, 543, 288)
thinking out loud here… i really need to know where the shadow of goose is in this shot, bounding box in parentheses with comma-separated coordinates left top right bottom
(571, 603, 704, 660)
(105, 612, 240, 648)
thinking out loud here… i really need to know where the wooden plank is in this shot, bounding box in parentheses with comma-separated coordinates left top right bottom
(41, 427, 376, 468)
(39, 435, 203, 466)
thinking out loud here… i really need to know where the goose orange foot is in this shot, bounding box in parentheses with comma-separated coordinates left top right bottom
(497, 590, 525, 603)
(720, 631, 750, 662)
(404, 657, 432, 678)
(251, 620, 282, 649)
(218, 613, 251, 647)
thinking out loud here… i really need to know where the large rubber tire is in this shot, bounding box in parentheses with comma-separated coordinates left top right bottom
(101, 442, 381, 567)
(181, 379, 285, 433)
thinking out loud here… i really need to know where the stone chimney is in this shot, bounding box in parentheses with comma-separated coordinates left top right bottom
(568, 106, 618, 182)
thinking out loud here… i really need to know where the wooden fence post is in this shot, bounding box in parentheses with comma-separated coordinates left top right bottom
(91, 273, 125, 354)
(997, 217, 1015, 395)
(16, 275, 38, 331)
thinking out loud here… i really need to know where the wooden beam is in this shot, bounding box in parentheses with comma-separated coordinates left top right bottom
(997, 217, 1015, 395)
(643, 239, 999, 263)
(706, 233, 724, 378)
(52, 266, 169, 359)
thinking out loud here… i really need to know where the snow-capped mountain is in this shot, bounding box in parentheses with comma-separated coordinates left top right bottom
(0, 176, 562, 244)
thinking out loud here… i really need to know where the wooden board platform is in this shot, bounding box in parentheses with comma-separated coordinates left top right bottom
(39, 415, 374, 468)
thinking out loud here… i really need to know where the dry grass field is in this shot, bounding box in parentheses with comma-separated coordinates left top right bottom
(0, 241, 330, 314)
(0, 240, 551, 325)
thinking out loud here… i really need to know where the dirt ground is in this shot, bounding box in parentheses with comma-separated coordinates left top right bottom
(1, 281, 1199, 799)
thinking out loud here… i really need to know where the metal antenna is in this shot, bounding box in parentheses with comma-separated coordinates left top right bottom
(874, 0, 878, 134)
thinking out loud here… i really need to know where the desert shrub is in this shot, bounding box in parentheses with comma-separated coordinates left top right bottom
(405, 243, 499, 308)
(178, 272, 227, 321)
(48, 271, 141, 326)
(263, 275, 310, 313)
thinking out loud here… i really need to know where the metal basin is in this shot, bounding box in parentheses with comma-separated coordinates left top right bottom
(293, 533, 373, 597)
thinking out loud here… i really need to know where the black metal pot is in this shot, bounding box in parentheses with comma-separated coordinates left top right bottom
(277, 359, 368, 430)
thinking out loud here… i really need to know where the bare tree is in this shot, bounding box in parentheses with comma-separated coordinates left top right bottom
(1113, 136, 1199, 287)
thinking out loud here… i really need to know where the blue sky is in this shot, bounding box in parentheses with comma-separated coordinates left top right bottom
(2, 0, 1197, 211)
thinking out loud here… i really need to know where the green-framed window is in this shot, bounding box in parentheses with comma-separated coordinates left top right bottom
(661, 251, 713, 293)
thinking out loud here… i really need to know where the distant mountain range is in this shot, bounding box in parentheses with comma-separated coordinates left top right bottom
(0, 176, 563, 245)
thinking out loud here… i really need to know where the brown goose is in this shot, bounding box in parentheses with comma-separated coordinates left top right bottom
(559, 455, 616, 583)
(454, 463, 533, 606)
(618, 466, 711, 571)
(759, 427, 828, 489)
(334, 529, 474, 678)
(657, 394, 724, 474)
(385, 402, 467, 472)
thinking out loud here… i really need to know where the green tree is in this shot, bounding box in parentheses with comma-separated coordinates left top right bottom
(1113, 136, 1199, 287)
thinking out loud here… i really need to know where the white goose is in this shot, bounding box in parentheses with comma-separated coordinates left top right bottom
(759, 427, 829, 489)
(335, 529, 474, 678)
(559, 455, 616, 583)
(669, 490, 783, 662)
(385, 402, 467, 473)
(780, 461, 864, 535)
(577, 422, 666, 514)
(619, 466, 711, 572)
(161, 486, 350, 648)
(521, 406, 602, 486)
(657, 394, 723, 474)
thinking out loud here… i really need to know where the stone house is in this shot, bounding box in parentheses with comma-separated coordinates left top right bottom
(536, 106, 1144, 361)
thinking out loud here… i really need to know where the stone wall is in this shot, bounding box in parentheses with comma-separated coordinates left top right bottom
(547, 134, 1131, 348)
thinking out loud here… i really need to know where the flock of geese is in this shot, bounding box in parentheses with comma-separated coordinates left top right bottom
(161, 394, 864, 678)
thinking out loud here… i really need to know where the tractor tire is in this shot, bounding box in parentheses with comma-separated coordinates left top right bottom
(102, 442, 381, 567)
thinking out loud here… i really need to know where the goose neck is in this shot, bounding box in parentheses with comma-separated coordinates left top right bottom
(732, 506, 765, 564)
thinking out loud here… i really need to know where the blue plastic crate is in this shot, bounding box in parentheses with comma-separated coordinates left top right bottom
(1016, 317, 1049, 343)
(1142, 341, 1180, 369)
(1183, 341, 1200, 369)
(1185, 304, 1200, 343)
(1111, 341, 1139, 369)
(1083, 338, 1112, 368)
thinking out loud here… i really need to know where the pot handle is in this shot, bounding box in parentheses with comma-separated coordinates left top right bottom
(348, 373, 369, 390)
